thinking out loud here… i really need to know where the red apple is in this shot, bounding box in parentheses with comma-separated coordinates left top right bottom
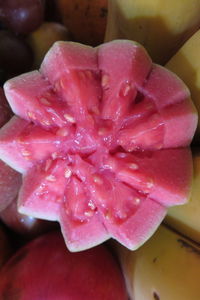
(0, 230, 128, 299)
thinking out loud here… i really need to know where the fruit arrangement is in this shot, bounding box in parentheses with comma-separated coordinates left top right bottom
(0, 0, 200, 299)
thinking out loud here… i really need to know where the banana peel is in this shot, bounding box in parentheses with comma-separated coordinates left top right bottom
(166, 29, 200, 142)
(165, 30, 200, 243)
(165, 149, 200, 243)
(105, 0, 200, 245)
(56, 0, 108, 46)
(116, 224, 200, 300)
(105, 0, 200, 64)
(28, 22, 69, 69)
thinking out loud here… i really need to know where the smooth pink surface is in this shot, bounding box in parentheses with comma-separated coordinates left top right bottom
(0, 231, 128, 300)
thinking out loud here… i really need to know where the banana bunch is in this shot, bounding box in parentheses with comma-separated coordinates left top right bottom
(117, 224, 200, 300)
(105, 0, 200, 64)
(166, 30, 200, 141)
(163, 27, 200, 242)
(164, 29, 200, 241)
(105, 1, 200, 298)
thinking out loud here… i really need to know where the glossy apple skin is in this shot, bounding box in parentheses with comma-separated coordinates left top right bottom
(0, 230, 128, 300)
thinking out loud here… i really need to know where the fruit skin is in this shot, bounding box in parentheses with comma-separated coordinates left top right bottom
(0, 30, 33, 81)
(165, 148, 200, 243)
(166, 29, 200, 142)
(164, 30, 200, 241)
(0, 230, 128, 300)
(105, 0, 200, 64)
(116, 224, 200, 300)
(27, 22, 69, 68)
(0, 0, 45, 35)
(0, 224, 12, 269)
(56, 0, 108, 46)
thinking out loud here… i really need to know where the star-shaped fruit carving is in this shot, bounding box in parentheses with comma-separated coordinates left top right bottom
(0, 40, 197, 251)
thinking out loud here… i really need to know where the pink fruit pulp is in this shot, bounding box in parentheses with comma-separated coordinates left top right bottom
(0, 40, 197, 251)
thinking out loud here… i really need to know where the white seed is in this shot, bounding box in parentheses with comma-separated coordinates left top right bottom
(59, 78, 66, 90)
(117, 212, 127, 220)
(56, 127, 69, 137)
(155, 143, 163, 150)
(84, 210, 94, 217)
(98, 128, 106, 136)
(38, 184, 45, 191)
(147, 180, 154, 189)
(56, 197, 62, 203)
(64, 168, 72, 178)
(16, 138, 24, 144)
(41, 119, 51, 126)
(24, 157, 31, 161)
(116, 152, 127, 158)
(40, 97, 51, 106)
(88, 200, 96, 210)
(65, 208, 70, 215)
(101, 74, 109, 87)
(46, 175, 56, 182)
(91, 106, 100, 115)
(44, 159, 52, 172)
(105, 211, 111, 220)
(93, 175, 103, 184)
(134, 198, 141, 205)
(121, 83, 131, 97)
(54, 81, 60, 92)
(128, 163, 139, 170)
(64, 113, 75, 123)
(51, 152, 58, 160)
(27, 111, 36, 120)
(21, 149, 31, 157)
(85, 70, 93, 79)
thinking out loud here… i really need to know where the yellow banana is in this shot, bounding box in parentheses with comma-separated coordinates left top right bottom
(165, 149, 200, 243)
(105, 0, 200, 64)
(166, 29, 200, 141)
(117, 224, 200, 300)
(27, 22, 69, 69)
(165, 30, 200, 238)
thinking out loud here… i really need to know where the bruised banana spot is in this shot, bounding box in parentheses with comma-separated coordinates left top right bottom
(153, 291, 160, 300)
(177, 239, 200, 256)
